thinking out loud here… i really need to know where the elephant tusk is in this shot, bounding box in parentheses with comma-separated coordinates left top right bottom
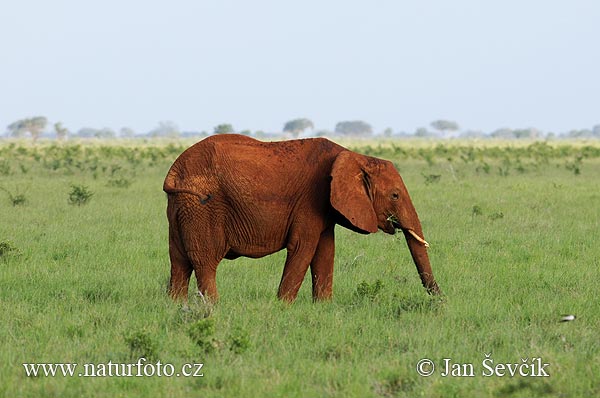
(407, 229, 430, 248)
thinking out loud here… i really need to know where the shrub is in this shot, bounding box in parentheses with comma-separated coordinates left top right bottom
(0, 240, 21, 258)
(124, 330, 158, 360)
(0, 160, 10, 176)
(229, 328, 251, 354)
(188, 318, 219, 353)
(68, 184, 93, 206)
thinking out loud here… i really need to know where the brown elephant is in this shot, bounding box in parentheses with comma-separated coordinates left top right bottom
(163, 134, 440, 302)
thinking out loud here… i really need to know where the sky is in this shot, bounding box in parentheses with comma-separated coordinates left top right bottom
(1, 0, 599, 135)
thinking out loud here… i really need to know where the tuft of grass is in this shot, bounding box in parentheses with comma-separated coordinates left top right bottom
(355, 279, 384, 301)
(422, 173, 441, 185)
(395, 294, 445, 315)
(107, 177, 131, 188)
(373, 373, 416, 397)
(565, 154, 583, 175)
(476, 161, 491, 174)
(488, 211, 504, 220)
(0, 186, 27, 206)
(82, 285, 121, 304)
(180, 292, 216, 322)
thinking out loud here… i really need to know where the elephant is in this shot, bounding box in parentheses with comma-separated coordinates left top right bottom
(163, 134, 440, 303)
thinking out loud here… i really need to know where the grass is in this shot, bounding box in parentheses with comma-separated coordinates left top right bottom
(0, 138, 599, 397)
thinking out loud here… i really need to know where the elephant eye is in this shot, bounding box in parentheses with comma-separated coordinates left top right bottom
(391, 193, 399, 200)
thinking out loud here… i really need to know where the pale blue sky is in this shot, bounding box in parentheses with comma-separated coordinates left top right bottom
(1, 0, 599, 134)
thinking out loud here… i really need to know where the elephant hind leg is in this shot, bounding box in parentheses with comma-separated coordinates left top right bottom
(170, 195, 226, 302)
(168, 249, 193, 301)
(187, 250, 222, 302)
(167, 200, 193, 301)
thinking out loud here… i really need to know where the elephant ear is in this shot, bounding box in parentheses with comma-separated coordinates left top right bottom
(330, 151, 378, 234)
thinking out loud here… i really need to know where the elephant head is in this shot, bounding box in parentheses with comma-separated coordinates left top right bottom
(330, 151, 441, 294)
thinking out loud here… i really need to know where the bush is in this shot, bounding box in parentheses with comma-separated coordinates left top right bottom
(124, 330, 158, 360)
(0, 160, 11, 176)
(229, 328, 251, 354)
(68, 184, 93, 206)
(0, 241, 21, 258)
(188, 318, 219, 353)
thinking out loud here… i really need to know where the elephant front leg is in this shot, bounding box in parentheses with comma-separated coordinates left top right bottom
(277, 238, 318, 303)
(310, 227, 335, 301)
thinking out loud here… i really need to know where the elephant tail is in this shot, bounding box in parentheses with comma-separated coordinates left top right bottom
(163, 172, 212, 203)
(163, 181, 204, 197)
(163, 169, 180, 194)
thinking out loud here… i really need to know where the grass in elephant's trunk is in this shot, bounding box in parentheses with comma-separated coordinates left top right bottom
(386, 215, 430, 248)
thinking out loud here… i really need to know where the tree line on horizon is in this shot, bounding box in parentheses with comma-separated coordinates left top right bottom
(4, 116, 600, 141)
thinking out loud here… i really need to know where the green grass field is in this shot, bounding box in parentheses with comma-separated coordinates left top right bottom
(1, 138, 599, 397)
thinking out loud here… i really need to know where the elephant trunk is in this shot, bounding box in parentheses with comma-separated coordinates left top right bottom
(402, 227, 440, 295)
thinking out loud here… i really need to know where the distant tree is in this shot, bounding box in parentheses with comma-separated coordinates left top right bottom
(490, 128, 514, 139)
(383, 127, 393, 137)
(430, 120, 459, 136)
(149, 121, 180, 138)
(76, 127, 98, 138)
(213, 124, 235, 135)
(513, 128, 542, 139)
(120, 127, 135, 138)
(414, 127, 432, 137)
(459, 130, 485, 139)
(592, 124, 600, 137)
(314, 130, 333, 137)
(7, 120, 26, 138)
(74, 127, 117, 139)
(334, 120, 372, 136)
(7, 116, 48, 141)
(238, 129, 252, 136)
(283, 118, 314, 138)
(94, 128, 116, 139)
(54, 122, 69, 140)
(566, 129, 593, 139)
